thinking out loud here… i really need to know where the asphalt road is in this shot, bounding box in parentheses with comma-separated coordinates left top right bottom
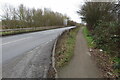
(1, 26, 75, 78)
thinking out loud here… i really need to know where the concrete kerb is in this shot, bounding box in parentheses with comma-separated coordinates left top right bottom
(51, 38, 58, 78)
(50, 27, 76, 78)
(51, 31, 66, 78)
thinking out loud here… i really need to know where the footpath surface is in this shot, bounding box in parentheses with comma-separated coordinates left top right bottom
(58, 27, 102, 78)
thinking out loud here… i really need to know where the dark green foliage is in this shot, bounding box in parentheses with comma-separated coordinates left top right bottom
(78, 2, 115, 30)
(79, 2, 120, 56)
(78, 2, 120, 73)
(67, 20, 77, 26)
(93, 22, 120, 57)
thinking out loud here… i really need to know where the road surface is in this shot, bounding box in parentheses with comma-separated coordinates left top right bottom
(1, 26, 75, 78)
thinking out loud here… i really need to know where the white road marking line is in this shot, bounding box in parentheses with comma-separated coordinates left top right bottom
(86, 52, 91, 56)
(2, 37, 32, 46)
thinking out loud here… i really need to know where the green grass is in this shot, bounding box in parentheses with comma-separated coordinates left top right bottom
(55, 27, 80, 68)
(0, 21, 2, 25)
(83, 27, 96, 48)
(1, 29, 43, 36)
(63, 28, 78, 63)
(83, 26, 120, 77)
(1, 28, 57, 36)
(1, 27, 65, 36)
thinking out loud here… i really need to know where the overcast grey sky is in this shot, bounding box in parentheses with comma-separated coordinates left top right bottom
(0, 0, 85, 23)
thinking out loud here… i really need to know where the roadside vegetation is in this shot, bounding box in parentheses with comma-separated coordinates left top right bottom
(83, 27, 95, 48)
(1, 4, 66, 29)
(0, 26, 63, 36)
(78, 1, 120, 78)
(0, 4, 77, 36)
(55, 25, 80, 69)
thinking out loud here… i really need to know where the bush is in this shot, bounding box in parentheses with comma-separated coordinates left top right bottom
(93, 21, 120, 57)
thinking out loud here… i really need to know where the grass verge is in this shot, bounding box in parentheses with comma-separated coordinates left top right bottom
(55, 26, 80, 69)
(83, 26, 119, 78)
(1, 29, 43, 36)
(0, 26, 64, 36)
(83, 27, 96, 48)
